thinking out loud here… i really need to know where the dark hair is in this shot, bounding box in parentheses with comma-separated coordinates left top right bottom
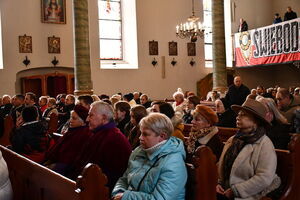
(275, 13, 280, 16)
(102, 99, 112, 105)
(78, 95, 94, 106)
(15, 94, 25, 101)
(151, 101, 164, 107)
(187, 95, 200, 107)
(25, 92, 37, 102)
(131, 105, 148, 124)
(115, 101, 131, 115)
(159, 103, 175, 119)
(22, 106, 38, 122)
(99, 94, 110, 100)
(123, 93, 134, 102)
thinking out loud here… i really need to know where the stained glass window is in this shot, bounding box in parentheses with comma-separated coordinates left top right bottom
(98, 0, 122, 60)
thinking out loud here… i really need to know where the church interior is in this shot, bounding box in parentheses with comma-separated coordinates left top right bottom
(0, 0, 300, 199)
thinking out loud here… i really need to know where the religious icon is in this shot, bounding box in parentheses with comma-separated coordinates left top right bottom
(41, 0, 66, 24)
(169, 41, 178, 56)
(19, 35, 32, 53)
(48, 36, 61, 53)
(187, 42, 196, 56)
(149, 40, 159, 55)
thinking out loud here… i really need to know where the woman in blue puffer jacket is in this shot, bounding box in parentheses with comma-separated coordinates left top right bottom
(112, 113, 187, 200)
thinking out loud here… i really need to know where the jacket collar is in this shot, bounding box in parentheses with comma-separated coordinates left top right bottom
(92, 121, 116, 133)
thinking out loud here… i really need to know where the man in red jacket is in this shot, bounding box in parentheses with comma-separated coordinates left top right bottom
(67, 101, 132, 192)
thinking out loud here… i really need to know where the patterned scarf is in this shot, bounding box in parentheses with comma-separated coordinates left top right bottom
(222, 126, 266, 189)
(185, 126, 216, 154)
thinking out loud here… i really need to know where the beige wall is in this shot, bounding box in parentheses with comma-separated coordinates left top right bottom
(0, 0, 211, 99)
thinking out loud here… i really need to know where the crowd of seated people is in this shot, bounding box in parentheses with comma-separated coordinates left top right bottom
(0, 80, 300, 199)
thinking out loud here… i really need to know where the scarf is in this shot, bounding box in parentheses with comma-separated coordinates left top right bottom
(143, 140, 167, 157)
(222, 126, 266, 189)
(185, 126, 216, 154)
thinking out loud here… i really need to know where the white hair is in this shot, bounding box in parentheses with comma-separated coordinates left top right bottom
(91, 101, 114, 121)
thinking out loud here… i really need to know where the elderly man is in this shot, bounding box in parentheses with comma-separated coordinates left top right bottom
(225, 76, 250, 108)
(284, 6, 297, 21)
(276, 88, 300, 123)
(67, 101, 131, 192)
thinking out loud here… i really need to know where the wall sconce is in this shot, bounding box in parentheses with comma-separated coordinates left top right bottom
(51, 56, 59, 66)
(190, 58, 196, 66)
(171, 58, 177, 66)
(23, 56, 30, 67)
(151, 58, 158, 66)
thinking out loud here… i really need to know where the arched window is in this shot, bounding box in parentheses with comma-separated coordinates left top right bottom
(98, 0, 138, 69)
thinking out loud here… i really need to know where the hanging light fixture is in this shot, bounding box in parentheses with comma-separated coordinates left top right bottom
(176, 0, 205, 42)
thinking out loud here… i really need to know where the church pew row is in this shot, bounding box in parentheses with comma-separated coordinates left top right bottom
(0, 113, 59, 146)
(183, 124, 238, 142)
(0, 115, 14, 146)
(0, 145, 109, 200)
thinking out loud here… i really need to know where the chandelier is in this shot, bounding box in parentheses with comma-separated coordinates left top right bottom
(176, 0, 205, 42)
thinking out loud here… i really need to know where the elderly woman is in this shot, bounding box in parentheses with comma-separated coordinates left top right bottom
(172, 88, 186, 115)
(42, 97, 58, 120)
(256, 96, 290, 149)
(0, 151, 12, 200)
(217, 98, 281, 200)
(44, 105, 92, 174)
(185, 105, 223, 161)
(127, 105, 148, 150)
(112, 113, 187, 200)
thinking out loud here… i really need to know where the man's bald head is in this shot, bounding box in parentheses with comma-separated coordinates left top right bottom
(234, 76, 242, 87)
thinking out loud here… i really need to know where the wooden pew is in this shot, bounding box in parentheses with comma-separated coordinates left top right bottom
(0, 145, 109, 200)
(186, 146, 217, 200)
(217, 127, 238, 143)
(0, 115, 14, 146)
(47, 113, 58, 135)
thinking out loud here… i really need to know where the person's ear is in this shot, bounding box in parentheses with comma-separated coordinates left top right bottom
(159, 132, 167, 140)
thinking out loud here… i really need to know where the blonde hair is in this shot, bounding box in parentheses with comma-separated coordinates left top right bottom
(140, 113, 174, 138)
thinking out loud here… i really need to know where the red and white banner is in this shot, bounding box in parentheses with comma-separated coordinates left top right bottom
(234, 18, 300, 67)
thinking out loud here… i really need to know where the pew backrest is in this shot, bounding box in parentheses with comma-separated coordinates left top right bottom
(47, 113, 58, 135)
(217, 127, 238, 143)
(186, 146, 217, 200)
(0, 115, 14, 146)
(275, 134, 300, 200)
(0, 145, 109, 200)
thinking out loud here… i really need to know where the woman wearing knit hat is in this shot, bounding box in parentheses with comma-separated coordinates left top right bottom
(44, 105, 92, 175)
(172, 88, 187, 115)
(185, 105, 223, 162)
(217, 98, 280, 200)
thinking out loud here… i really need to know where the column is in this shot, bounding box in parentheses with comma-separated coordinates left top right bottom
(73, 0, 93, 95)
(212, 0, 227, 93)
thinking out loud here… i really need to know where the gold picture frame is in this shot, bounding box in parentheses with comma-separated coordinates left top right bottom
(41, 0, 66, 24)
(48, 36, 61, 54)
(19, 35, 32, 53)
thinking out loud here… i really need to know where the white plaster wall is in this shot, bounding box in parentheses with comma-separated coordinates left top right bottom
(0, 0, 211, 99)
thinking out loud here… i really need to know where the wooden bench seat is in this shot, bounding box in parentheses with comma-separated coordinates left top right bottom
(186, 146, 217, 200)
(0, 115, 14, 146)
(0, 145, 109, 200)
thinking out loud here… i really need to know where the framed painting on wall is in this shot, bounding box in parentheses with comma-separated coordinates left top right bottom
(48, 36, 61, 53)
(169, 41, 178, 56)
(149, 40, 159, 55)
(41, 0, 66, 24)
(19, 35, 32, 53)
